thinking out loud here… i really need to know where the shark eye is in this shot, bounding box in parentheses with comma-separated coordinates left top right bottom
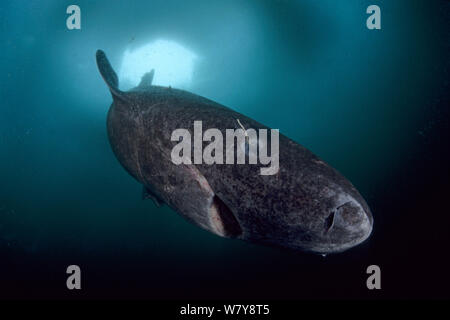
(241, 136, 251, 156)
(239, 135, 259, 160)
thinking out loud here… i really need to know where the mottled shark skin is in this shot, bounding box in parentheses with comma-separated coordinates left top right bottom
(96, 50, 373, 254)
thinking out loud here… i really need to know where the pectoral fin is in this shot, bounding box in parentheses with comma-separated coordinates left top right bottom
(142, 186, 165, 207)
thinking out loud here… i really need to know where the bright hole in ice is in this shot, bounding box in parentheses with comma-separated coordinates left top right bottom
(119, 39, 196, 90)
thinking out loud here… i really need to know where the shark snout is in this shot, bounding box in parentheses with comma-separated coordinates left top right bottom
(334, 201, 366, 229)
(320, 197, 373, 253)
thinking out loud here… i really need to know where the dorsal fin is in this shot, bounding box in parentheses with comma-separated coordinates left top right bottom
(138, 70, 155, 89)
(96, 50, 126, 100)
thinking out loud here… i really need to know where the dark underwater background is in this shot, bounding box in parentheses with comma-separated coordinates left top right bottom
(0, 0, 449, 299)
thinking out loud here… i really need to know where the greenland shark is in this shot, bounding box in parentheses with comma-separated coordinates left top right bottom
(96, 49, 373, 254)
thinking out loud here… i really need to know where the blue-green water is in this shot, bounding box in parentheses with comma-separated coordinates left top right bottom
(0, 0, 449, 299)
